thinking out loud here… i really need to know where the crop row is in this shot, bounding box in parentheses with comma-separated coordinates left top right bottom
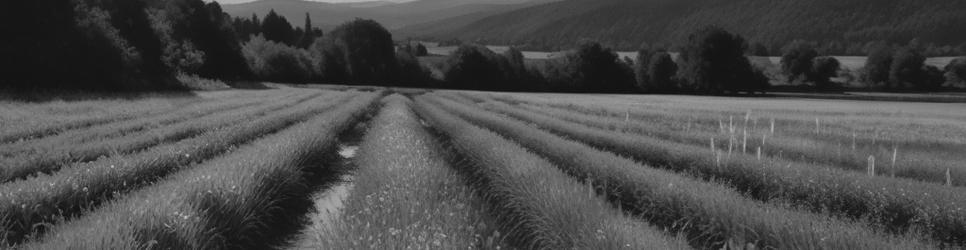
(427, 95, 938, 249)
(0, 89, 300, 157)
(414, 96, 689, 249)
(466, 94, 966, 247)
(503, 98, 965, 187)
(308, 95, 502, 248)
(20, 92, 381, 249)
(0, 91, 331, 183)
(0, 91, 357, 244)
(0, 94, 214, 144)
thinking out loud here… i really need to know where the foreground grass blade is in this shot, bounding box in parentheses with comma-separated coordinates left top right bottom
(474, 95, 966, 247)
(428, 95, 936, 249)
(0, 91, 354, 244)
(414, 96, 689, 250)
(305, 95, 502, 249)
(18, 92, 381, 250)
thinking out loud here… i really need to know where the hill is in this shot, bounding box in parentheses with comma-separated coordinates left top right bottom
(402, 0, 966, 53)
(221, 0, 557, 30)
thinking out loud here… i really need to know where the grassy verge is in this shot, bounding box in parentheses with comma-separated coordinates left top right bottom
(474, 96, 966, 247)
(305, 95, 502, 248)
(428, 95, 935, 249)
(414, 96, 688, 250)
(0, 92, 362, 244)
(0, 91, 332, 182)
(16, 92, 381, 249)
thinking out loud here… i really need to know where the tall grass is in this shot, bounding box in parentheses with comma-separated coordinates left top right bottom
(414, 96, 689, 250)
(475, 97, 966, 247)
(0, 91, 334, 183)
(306, 95, 503, 249)
(426, 95, 936, 249)
(0, 93, 198, 143)
(500, 99, 966, 187)
(0, 92, 363, 244)
(0, 89, 297, 157)
(18, 92, 380, 249)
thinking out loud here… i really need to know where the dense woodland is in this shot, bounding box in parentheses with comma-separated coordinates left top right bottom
(1, 0, 964, 94)
(411, 0, 966, 56)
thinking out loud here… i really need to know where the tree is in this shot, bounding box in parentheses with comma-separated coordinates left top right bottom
(443, 44, 505, 90)
(560, 42, 636, 93)
(862, 42, 893, 87)
(888, 47, 926, 90)
(646, 52, 678, 93)
(298, 13, 316, 49)
(261, 10, 294, 45)
(945, 57, 966, 87)
(751, 42, 770, 56)
(781, 40, 819, 83)
(677, 26, 768, 94)
(328, 19, 398, 84)
(395, 50, 430, 87)
(811, 56, 841, 90)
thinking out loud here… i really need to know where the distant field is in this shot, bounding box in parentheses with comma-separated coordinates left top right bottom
(2, 86, 965, 249)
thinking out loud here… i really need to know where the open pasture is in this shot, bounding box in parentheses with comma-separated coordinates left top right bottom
(1, 86, 965, 249)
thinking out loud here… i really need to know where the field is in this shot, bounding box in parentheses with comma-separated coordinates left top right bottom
(1, 86, 965, 249)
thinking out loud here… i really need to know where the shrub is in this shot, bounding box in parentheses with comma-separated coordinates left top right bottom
(564, 42, 636, 93)
(677, 26, 768, 94)
(442, 44, 507, 90)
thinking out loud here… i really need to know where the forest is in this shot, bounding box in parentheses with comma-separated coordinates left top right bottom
(1, 0, 964, 94)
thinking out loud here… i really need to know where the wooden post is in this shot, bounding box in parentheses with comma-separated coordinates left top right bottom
(868, 156, 876, 176)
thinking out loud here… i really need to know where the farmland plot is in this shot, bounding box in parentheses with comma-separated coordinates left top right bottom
(1, 86, 964, 249)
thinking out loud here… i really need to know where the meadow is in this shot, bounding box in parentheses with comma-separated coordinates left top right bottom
(1, 86, 964, 249)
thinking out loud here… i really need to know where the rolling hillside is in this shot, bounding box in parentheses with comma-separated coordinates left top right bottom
(221, 0, 557, 29)
(402, 0, 966, 52)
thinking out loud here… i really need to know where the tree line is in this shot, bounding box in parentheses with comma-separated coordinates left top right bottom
(2, 2, 963, 94)
(0, 0, 428, 91)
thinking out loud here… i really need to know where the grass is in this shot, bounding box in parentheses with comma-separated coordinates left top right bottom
(414, 96, 689, 249)
(0, 93, 200, 143)
(0, 89, 295, 157)
(496, 97, 966, 187)
(15, 92, 381, 249)
(0, 91, 362, 244)
(468, 94, 966, 247)
(426, 95, 936, 249)
(0, 91, 333, 183)
(305, 95, 504, 249)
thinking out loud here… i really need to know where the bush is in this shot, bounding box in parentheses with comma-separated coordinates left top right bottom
(677, 26, 768, 94)
(242, 36, 317, 83)
(781, 40, 819, 83)
(811, 56, 841, 89)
